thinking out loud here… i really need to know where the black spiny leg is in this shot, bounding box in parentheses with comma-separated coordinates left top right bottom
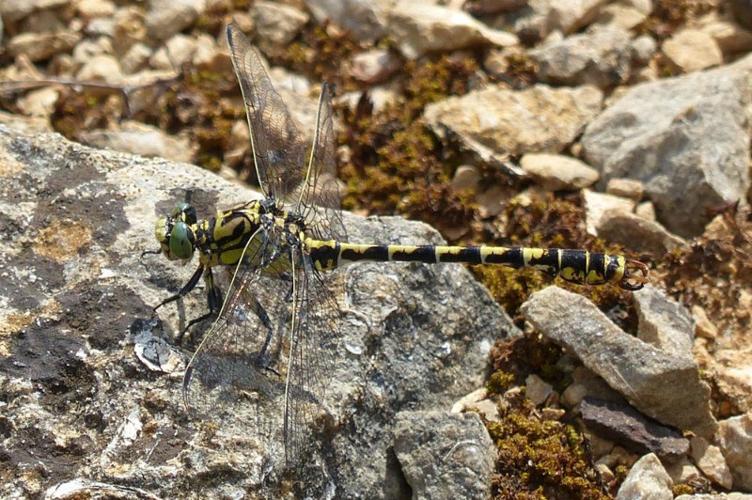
(154, 264, 204, 312)
(179, 267, 223, 344)
(248, 296, 279, 375)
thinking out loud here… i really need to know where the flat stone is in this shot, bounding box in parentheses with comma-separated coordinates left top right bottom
(525, 374, 553, 405)
(349, 49, 400, 84)
(615, 453, 673, 500)
(305, 0, 390, 43)
(582, 189, 634, 236)
(580, 397, 690, 461)
(80, 121, 196, 163)
(393, 411, 496, 500)
(717, 412, 752, 491)
(521, 286, 717, 438)
(690, 436, 733, 489)
(251, 1, 309, 47)
(386, 2, 517, 59)
(582, 54, 752, 237)
(532, 25, 633, 88)
(7, 31, 81, 62)
(634, 285, 694, 359)
(75, 54, 123, 83)
(145, 0, 205, 42)
(425, 84, 602, 157)
(606, 177, 644, 201)
(662, 29, 723, 73)
(520, 153, 599, 191)
(597, 209, 687, 255)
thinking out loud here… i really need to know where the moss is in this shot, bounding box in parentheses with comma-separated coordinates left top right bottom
(487, 370, 516, 394)
(488, 397, 608, 499)
(488, 335, 569, 393)
(639, 0, 715, 39)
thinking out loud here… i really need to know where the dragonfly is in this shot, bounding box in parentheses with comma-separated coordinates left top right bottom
(150, 22, 649, 467)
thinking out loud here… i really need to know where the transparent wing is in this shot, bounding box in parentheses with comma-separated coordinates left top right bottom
(226, 22, 307, 200)
(282, 247, 342, 465)
(295, 83, 348, 243)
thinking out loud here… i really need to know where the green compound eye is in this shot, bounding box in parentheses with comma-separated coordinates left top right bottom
(172, 203, 197, 225)
(169, 221, 194, 259)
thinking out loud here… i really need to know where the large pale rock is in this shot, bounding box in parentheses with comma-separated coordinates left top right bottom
(582, 54, 752, 237)
(597, 210, 686, 255)
(425, 84, 602, 157)
(521, 286, 717, 438)
(634, 285, 694, 359)
(79, 121, 196, 163)
(0, 126, 516, 498)
(386, 2, 517, 59)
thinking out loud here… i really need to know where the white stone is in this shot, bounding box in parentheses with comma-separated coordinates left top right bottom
(690, 436, 733, 489)
(718, 412, 752, 491)
(583, 190, 634, 236)
(662, 29, 723, 73)
(520, 153, 599, 191)
(616, 453, 673, 500)
(252, 2, 309, 47)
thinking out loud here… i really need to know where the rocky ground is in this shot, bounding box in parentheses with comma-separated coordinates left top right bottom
(1, 0, 752, 499)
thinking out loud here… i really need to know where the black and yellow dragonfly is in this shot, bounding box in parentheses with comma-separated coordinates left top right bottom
(151, 22, 649, 467)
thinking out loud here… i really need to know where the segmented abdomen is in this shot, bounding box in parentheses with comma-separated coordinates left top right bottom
(305, 240, 626, 287)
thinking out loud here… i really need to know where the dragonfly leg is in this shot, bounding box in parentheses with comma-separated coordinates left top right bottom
(177, 267, 222, 345)
(154, 264, 204, 312)
(249, 297, 281, 376)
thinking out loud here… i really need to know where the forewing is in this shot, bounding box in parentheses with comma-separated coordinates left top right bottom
(296, 83, 348, 242)
(226, 22, 307, 199)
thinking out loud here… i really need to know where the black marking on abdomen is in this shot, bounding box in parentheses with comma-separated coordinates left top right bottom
(483, 247, 524, 267)
(437, 247, 482, 264)
(340, 245, 388, 262)
(560, 249, 587, 272)
(390, 245, 436, 262)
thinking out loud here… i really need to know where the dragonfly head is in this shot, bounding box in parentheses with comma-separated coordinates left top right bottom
(154, 203, 198, 261)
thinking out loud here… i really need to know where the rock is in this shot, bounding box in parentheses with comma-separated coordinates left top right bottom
(85, 17, 115, 38)
(580, 397, 690, 461)
(251, 1, 309, 48)
(475, 185, 507, 218)
(519, 153, 599, 191)
(633, 285, 694, 359)
(149, 34, 196, 70)
(451, 387, 488, 413)
(0, 126, 516, 498)
(597, 445, 639, 470)
(112, 6, 147, 55)
(521, 286, 717, 438)
(532, 26, 633, 88)
(606, 177, 644, 201)
(547, 0, 607, 34)
(0, 0, 69, 23)
(77, 0, 116, 18)
(635, 201, 655, 221)
(393, 411, 495, 500)
(690, 436, 733, 489)
(349, 49, 400, 84)
(582, 190, 634, 236)
(79, 121, 196, 163)
(582, 55, 752, 238)
(16, 87, 59, 118)
(717, 412, 752, 491)
(630, 34, 657, 65)
(615, 453, 673, 500)
(662, 29, 723, 73)
(525, 374, 553, 405)
(7, 31, 81, 62)
(691, 305, 718, 340)
(425, 84, 602, 157)
(676, 495, 752, 500)
(596, 0, 651, 31)
(712, 350, 752, 413)
(305, 0, 390, 43)
(386, 2, 518, 59)
(120, 42, 152, 74)
(699, 12, 752, 55)
(597, 210, 686, 255)
(464, 0, 528, 16)
(75, 54, 123, 83)
(145, 0, 205, 42)
(72, 37, 114, 67)
(192, 33, 229, 72)
(451, 165, 481, 192)
(664, 456, 702, 484)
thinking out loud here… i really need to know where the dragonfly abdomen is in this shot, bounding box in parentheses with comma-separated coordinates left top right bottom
(305, 238, 635, 288)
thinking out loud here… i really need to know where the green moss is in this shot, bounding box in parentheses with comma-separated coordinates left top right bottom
(488, 400, 608, 499)
(487, 370, 516, 394)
